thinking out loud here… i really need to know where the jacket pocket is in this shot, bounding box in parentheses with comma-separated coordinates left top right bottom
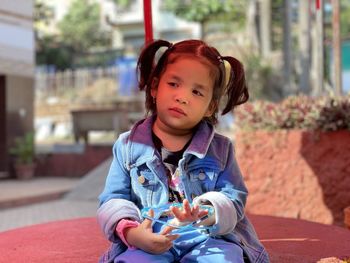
(188, 168, 219, 196)
(130, 164, 158, 206)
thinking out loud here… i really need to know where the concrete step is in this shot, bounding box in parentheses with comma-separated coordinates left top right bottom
(0, 177, 79, 210)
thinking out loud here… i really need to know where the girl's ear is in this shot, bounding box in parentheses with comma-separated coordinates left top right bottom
(204, 100, 218, 117)
(151, 88, 157, 98)
(150, 78, 159, 97)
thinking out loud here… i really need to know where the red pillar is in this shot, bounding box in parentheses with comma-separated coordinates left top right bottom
(143, 0, 153, 45)
(316, 0, 320, 9)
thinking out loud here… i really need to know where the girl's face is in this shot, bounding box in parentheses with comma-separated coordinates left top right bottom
(152, 57, 215, 135)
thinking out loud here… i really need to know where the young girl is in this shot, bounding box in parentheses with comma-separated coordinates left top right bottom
(97, 39, 269, 263)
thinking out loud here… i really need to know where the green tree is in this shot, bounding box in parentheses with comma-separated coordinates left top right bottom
(163, 0, 247, 38)
(34, 1, 71, 69)
(35, 0, 112, 69)
(36, 35, 74, 70)
(58, 0, 110, 53)
(34, 0, 53, 25)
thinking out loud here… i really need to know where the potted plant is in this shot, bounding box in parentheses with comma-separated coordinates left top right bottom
(10, 132, 36, 179)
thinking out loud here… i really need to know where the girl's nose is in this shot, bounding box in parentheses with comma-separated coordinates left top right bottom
(176, 97, 188, 105)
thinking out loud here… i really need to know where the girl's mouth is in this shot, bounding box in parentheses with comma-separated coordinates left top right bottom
(169, 107, 187, 116)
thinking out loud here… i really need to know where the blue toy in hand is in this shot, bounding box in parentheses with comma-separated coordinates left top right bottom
(141, 202, 215, 234)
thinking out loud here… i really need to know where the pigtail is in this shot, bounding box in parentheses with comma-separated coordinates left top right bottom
(220, 56, 249, 115)
(137, 39, 173, 91)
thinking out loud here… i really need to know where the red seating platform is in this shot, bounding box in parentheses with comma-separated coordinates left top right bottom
(0, 215, 349, 262)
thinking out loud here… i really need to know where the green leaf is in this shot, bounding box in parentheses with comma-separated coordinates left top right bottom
(10, 132, 35, 165)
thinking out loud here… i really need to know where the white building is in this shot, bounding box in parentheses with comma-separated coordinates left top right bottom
(0, 0, 35, 177)
(36, 0, 200, 52)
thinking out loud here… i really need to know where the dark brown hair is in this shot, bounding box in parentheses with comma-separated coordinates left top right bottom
(137, 39, 249, 125)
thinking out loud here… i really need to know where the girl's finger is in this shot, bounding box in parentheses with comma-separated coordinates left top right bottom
(170, 206, 183, 219)
(142, 209, 154, 228)
(183, 199, 192, 214)
(165, 234, 180, 241)
(153, 233, 179, 248)
(191, 205, 199, 219)
(160, 225, 174, 235)
(198, 209, 208, 218)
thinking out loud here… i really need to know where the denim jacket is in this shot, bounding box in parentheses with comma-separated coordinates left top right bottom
(97, 116, 269, 263)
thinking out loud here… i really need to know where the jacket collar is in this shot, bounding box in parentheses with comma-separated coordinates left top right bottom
(127, 115, 215, 164)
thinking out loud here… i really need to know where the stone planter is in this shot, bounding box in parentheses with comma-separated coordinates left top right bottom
(14, 163, 36, 180)
(235, 130, 350, 227)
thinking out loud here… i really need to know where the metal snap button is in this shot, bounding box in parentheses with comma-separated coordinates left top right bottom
(198, 172, 206, 180)
(138, 175, 146, 184)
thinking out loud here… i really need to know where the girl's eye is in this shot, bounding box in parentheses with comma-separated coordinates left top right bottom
(168, 82, 178, 88)
(193, 89, 204, 97)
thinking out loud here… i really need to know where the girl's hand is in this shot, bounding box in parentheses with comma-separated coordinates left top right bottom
(170, 199, 209, 225)
(125, 209, 179, 254)
(163, 199, 208, 233)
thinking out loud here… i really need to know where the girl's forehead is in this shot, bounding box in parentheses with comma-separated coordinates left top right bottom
(164, 54, 219, 80)
(168, 53, 212, 66)
(165, 57, 211, 76)
(162, 57, 215, 89)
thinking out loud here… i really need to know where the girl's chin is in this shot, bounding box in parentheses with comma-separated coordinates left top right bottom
(158, 119, 192, 132)
(156, 114, 197, 131)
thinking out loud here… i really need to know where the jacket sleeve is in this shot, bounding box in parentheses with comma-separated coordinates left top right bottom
(97, 135, 142, 242)
(193, 139, 248, 236)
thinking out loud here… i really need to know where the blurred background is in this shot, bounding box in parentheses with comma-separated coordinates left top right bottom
(0, 0, 350, 233)
(1, 0, 350, 177)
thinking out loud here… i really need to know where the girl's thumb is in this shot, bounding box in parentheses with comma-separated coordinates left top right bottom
(143, 209, 154, 228)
